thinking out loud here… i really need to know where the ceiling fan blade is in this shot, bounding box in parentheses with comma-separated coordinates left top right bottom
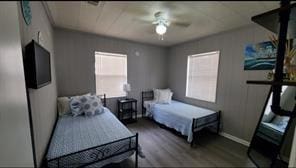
(125, 5, 150, 17)
(172, 21, 191, 27)
(133, 18, 152, 25)
(141, 24, 156, 35)
(159, 2, 180, 11)
(132, 18, 156, 35)
(147, 28, 156, 35)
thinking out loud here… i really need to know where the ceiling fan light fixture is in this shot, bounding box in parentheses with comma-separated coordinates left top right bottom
(156, 23, 167, 35)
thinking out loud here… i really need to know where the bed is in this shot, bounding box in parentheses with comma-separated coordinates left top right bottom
(142, 91, 221, 146)
(45, 95, 139, 168)
(256, 122, 285, 145)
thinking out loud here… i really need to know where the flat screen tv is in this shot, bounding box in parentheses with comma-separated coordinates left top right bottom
(24, 40, 51, 89)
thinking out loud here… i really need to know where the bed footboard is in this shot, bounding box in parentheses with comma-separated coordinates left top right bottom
(46, 133, 139, 168)
(191, 111, 221, 146)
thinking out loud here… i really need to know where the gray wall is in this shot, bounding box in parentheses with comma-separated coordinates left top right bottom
(54, 28, 168, 113)
(18, 2, 58, 166)
(168, 25, 273, 142)
(0, 2, 34, 167)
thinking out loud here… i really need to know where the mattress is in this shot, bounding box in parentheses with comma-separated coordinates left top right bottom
(144, 100, 217, 142)
(257, 122, 284, 145)
(46, 107, 136, 167)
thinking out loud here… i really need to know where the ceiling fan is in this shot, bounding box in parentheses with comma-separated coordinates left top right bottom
(127, 3, 191, 40)
(151, 11, 191, 40)
(153, 12, 169, 38)
(87, 1, 192, 40)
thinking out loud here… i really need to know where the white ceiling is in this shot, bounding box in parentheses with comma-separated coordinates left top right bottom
(45, 1, 279, 46)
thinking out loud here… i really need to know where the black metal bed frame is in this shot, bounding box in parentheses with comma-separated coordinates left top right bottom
(44, 94, 139, 168)
(141, 91, 221, 147)
(191, 111, 221, 146)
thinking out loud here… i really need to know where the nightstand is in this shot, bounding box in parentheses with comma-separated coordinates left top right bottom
(117, 98, 137, 124)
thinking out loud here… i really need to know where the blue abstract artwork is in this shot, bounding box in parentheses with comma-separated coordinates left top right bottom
(244, 41, 277, 70)
(21, 1, 32, 25)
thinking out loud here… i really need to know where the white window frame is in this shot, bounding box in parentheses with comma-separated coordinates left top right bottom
(95, 51, 127, 98)
(185, 51, 220, 103)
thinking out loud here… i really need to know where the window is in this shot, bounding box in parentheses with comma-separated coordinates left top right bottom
(95, 52, 127, 98)
(186, 51, 220, 102)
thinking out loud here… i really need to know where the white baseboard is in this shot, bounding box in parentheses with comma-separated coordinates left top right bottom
(219, 132, 250, 147)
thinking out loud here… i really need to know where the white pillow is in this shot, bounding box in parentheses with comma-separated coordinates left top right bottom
(57, 97, 71, 116)
(167, 92, 173, 104)
(155, 89, 173, 104)
(272, 115, 290, 129)
(262, 111, 275, 123)
(153, 89, 160, 101)
(153, 88, 170, 100)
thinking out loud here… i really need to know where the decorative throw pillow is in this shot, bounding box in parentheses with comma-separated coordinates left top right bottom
(81, 95, 104, 116)
(167, 92, 173, 104)
(153, 89, 160, 102)
(57, 96, 71, 116)
(272, 115, 289, 129)
(63, 93, 90, 116)
(262, 111, 275, 123)
(69, 96, 84, 117)
(156, 89, 173, 104)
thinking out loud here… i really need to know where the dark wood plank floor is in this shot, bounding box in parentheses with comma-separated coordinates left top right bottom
(108, 118, 255, 167)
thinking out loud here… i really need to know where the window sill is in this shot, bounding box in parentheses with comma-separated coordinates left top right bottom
(185, 96, 216, 104)
(105, 95, 127, 99)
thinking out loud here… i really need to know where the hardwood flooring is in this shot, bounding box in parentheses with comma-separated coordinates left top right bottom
(106, 118, 255, 167)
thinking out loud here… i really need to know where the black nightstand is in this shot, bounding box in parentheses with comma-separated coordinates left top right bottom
(117, 98, 137, 124)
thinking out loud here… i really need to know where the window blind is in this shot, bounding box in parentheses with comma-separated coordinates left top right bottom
(186, 51, 220, 102)
(95, 52, 127, 98)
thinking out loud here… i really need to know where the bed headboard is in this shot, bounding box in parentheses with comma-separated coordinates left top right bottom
(142, 90, 154, 102)
(141, 91, 153, 116)
(98, 94, 107, 107)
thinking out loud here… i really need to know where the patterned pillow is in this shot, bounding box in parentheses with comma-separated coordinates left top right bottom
(70, 95, 104, 116)
(59, 93, 91, 117)
(69, 96, 84, 117)
(81, 95, 104, 116)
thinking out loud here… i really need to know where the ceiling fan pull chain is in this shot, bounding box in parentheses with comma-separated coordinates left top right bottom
(158, 34, 164, 41)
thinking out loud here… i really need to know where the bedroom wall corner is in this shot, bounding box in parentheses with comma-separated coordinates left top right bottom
(17, 1, 58, 166)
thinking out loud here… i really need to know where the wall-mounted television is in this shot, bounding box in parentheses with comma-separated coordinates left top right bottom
(24, 40, 51, 89)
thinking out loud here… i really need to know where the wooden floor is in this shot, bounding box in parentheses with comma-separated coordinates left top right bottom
(107, 118, 255, 167)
